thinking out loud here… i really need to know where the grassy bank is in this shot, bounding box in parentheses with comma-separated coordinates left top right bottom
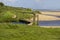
(0, 23, 60, 40)
(0, 3, 60, 40)
(0, 3, 33, 22)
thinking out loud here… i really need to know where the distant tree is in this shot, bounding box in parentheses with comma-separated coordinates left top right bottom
(0, 2, 4, 6)
(0, 2, 5, 13)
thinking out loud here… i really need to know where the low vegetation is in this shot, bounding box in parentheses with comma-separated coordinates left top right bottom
(0, 2, 60, 40)
(0, 23, 60, 40)
(0, 2, 34, 22)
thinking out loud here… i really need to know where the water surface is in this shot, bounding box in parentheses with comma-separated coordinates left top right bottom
(39, 20, 60, 26)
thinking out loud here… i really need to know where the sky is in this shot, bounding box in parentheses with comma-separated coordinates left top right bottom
(0, 0, 60, 9)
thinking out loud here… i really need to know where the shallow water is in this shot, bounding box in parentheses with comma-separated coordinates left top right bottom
(39, 20, 60, 26)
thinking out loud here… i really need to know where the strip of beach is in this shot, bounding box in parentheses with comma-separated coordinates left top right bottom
(30, 11, 60, 28)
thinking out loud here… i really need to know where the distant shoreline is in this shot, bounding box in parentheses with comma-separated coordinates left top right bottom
(30, 11, 60, 21)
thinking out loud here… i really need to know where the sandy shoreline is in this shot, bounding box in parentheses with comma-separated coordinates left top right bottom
(29, 11, 60, 28)
(40, 26, 60, 28)
(30, 11, 60, 21)
(30, 14, 60, 21)
(39, 11, 60, 28)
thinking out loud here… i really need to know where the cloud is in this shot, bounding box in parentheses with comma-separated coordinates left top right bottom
(3, 0, 17, 2)
(35, 0, 41, 2)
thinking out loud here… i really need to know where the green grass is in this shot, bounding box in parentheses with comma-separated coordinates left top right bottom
(0, 3, 60, 40)
(0, 23, 60, 40)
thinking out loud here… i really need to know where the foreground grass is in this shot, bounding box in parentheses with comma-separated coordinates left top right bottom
(0, 23, 60, 40)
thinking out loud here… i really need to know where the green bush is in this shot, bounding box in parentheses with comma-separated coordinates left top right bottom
(0, 11, 16, 22)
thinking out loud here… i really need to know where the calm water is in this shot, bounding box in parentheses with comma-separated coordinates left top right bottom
(12, 20, 60, 26)
(39, 20, 60, 26)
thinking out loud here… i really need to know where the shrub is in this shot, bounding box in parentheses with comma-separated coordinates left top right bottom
(0, 11, 16, 22)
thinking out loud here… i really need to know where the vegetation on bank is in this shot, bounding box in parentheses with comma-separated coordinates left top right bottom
(0, 23, 60, 40)
(0, 2, 60, 40)
(0, 2, 34, 22)
(0, 2, 41, 24)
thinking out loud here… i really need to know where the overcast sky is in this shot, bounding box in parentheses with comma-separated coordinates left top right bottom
(0, 0, 60, 9)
